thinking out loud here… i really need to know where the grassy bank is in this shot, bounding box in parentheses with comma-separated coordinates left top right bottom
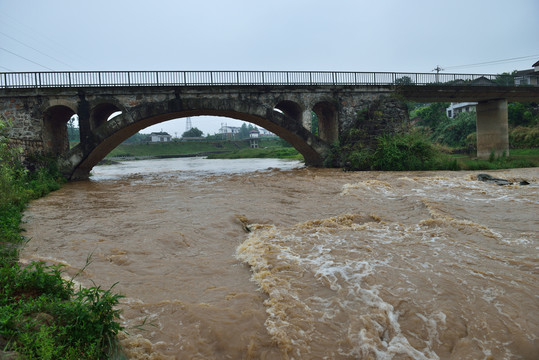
(105, 138, 299, 160)
(1, 122, 124, 359)
(206, 146, 302, 160)
(452, 148, 539, 170)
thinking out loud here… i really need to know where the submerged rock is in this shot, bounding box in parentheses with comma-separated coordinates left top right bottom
(477, 173, 513, 186)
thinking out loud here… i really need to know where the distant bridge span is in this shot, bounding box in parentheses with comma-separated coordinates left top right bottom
(1, 70, 537, 179)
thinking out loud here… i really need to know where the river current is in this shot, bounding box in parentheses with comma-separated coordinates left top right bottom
(20, 158, 538, 359)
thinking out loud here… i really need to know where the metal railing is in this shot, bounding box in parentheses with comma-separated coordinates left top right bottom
(0, 70, 524, 89)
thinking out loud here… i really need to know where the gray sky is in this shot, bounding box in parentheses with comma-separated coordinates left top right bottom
(1, 0, 538, 135)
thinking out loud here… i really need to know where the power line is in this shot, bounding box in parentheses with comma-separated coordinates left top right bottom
(0, 64, 14, 71)
(0, 47, 54, 70)
(0, 31, 74, 69)
(0, 15, 98, 69)
(444, 54, 539, 71)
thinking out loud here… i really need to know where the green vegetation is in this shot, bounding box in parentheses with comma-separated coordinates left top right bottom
(106, 138, 298, 160)
(182, 127, 203, 138)
(107, 140, 240, 158)
(325, 130, 459, 171)
(452, 148, 539, 170)
(1, 120, 124, 359)
(206, 147, 302, 160)
(326, 100, 539, 171)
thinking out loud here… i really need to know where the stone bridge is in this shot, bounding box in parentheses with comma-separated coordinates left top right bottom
(1, 71, 537, 179)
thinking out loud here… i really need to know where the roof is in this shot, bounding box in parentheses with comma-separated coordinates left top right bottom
(515, 69, 536, 76)
(533, 60, 539, 67)
(150, 131, 171, 136)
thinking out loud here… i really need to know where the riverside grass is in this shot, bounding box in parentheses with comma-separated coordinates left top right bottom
(1, 121, 125, 359)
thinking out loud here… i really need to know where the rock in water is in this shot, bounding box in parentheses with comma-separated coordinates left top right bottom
(477, 173, 513, 186)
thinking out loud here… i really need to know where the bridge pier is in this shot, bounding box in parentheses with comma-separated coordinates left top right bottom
(476, 99, 509, 159)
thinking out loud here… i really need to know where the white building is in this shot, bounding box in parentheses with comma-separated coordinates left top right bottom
(150, 131, 172, 142)
(258, 128, 276, 137)
(249, 129, 260, 148)
(514, 60, 539, 86)
(446, 102, 477, 119)
(219, 124, 241, 135)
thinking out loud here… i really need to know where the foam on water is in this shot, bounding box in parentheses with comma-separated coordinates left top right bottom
(237, 171, 538, 359)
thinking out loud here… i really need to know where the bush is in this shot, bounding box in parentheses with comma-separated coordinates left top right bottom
(329, 129, 459, 171)
(372, 130, 438, 170)
(432, 112, 476, 147)
(510, 125, 539, 148)
(1, 262, 124, 359)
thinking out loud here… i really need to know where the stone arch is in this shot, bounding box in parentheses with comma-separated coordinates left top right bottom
(42, 105, 75, 155)
(90, 101, 124, 131)
(274, 100, 303, 122)
(313, 101, 338, 143)
(61, 96, 330, 180)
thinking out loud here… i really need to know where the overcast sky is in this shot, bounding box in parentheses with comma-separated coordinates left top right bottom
(1, 0, 538, 135)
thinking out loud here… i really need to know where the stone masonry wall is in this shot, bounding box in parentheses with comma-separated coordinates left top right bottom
(0, 96, 46, 158)
(338, 93, 409, 148)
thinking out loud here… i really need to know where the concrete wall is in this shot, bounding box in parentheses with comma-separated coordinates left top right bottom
(476, 99, 509, 159)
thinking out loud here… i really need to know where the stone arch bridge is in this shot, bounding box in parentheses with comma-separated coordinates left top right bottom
(1, 70, 537, 179)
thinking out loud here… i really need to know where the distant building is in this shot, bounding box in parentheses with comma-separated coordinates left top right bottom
(258, 128, 276, 137)
(514, 60, 539, 86)
(150, 131, 172, 142)
(249, 129, 260, 148)
(219, 124, 241, 139)
(249, 129, 260, 138)
(446, 102, 477, 119)
(219, 124, 241, 135)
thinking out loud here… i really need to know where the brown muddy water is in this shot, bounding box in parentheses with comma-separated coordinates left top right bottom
(20, 158, 538, 359)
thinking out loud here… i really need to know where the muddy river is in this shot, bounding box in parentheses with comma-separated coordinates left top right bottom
(21, 158, 538, 359)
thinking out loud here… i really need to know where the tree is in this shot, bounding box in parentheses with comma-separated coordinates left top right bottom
(123, 132, 150, 143)
(413, 102, 450, 129)
(67, 115, 79, 142)
(238, 123, 249, 139)
(508, 102, 538, 127)
(432, 112, 476, 147)
(395, 76, 413, 85)
(182, 127, 203, 137)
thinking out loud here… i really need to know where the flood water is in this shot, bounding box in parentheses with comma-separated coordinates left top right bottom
(21, 158, 538, 359)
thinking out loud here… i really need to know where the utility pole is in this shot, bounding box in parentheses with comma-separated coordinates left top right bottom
(432, 65, 444, 83)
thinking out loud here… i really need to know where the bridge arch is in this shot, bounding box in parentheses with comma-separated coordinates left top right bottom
(313, 101, 338, 144)
(274, 100, 303, 122)
(42, 105, 75, 155)
(60, 96, 330, 179)
(90, 101, 124, 131)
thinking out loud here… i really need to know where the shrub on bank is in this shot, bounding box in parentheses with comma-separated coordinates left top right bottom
(0, 262, 124, 359)
(327, 129, 459, 171)
(509, 125, 539, 148)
